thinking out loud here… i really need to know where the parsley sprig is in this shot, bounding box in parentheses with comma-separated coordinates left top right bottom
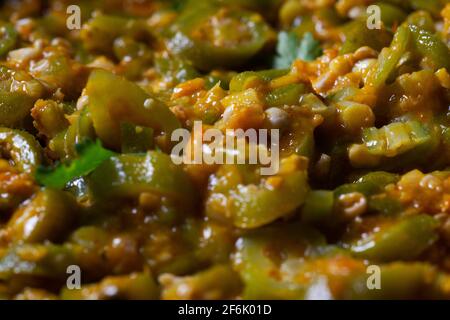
(274, 31, 323, 69)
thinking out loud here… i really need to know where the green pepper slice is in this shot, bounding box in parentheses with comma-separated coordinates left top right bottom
(340, 19, 392, 55)
(350, 214, 438, 262)
(0, 22, 17, 57)
(345, 262, 450, 299)
(0, 243, 77, 281)
(0, 91, 34, 127)
(85, 69, 180, 150)
(5, 188, 77, 243)
(366, 24, 411, 87)
(406, 10, 436, 32)
(206, 155, 309, 229)
(81, 14, 150, 54)
(120, 122, 154, 154)
(408, 24, 450, 71)
(61, 272, 159, 300)
(167, 3, 273, 71)
(89, 151, 196, 209)
(233, 222, 325, 299)
(0, 128, 42, 173)
(160, 265, 242, 300)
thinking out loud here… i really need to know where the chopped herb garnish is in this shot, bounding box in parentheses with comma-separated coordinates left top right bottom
(35, 139, 115, 189)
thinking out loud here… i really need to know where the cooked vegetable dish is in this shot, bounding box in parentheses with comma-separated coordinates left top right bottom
(0, 0, 450, 300)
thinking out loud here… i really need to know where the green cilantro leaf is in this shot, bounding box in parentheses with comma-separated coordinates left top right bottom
(35, 139, 115, 189)
(297, 32, 323, 62)
(274, 31, 323, 69)
(274, 31, 299, 69)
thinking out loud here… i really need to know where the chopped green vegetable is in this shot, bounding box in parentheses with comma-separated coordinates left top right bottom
(350, 214, 438, 262)
(35, 139, 115, 189)
(0, 22, 17, 57)
(362, 121, 431, 157)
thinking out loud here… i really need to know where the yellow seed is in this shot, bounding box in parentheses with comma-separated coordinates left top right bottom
(348, 144, 381, 168)
(338, 192, 367, 218)
(338, 102, 374, 132)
